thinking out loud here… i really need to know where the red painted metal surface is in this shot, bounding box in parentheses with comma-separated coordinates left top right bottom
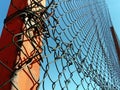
(0, 0, 27, 89)
(111, 27, 120, 62)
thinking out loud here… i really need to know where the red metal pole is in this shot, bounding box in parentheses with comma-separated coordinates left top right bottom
(111, 27, 120, 62)
(0, 0, 27, 89)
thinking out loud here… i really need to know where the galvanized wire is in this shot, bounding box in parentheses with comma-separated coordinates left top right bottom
(0, 0, 120, 90)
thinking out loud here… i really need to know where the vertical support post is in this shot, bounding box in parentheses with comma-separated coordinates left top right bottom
(0, 0, 46, 89)
(0, 0, 27, 90)
(11, 0, 46, 90)
(111, 27, 120, 62)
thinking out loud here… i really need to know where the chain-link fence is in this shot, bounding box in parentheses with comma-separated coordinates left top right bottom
(0, 0, 120, 90)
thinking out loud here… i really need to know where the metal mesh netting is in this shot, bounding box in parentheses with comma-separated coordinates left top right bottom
(0, 0, 120, 90)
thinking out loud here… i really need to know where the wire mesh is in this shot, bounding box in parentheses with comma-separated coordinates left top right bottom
(0, 0, 120, 90)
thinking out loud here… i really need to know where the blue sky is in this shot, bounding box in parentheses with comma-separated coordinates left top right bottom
(106, 0, 120, 40)
(0, 0, 10, 35)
